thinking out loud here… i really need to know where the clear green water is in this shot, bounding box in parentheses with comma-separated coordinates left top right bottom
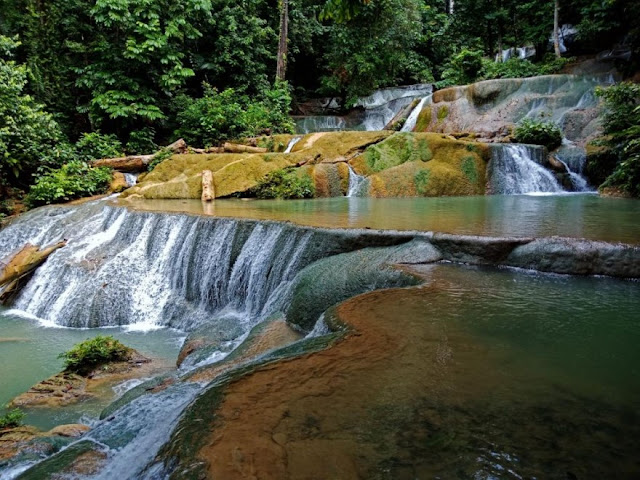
(123, 194, 640, 244)
(333, 264, 640, 478)
(0, 309, 183, 430)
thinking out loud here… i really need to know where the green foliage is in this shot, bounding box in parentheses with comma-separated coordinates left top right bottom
(481, 56, 570, 81)
(436, 49, 484, 88)
(147, 148, 174, 172)
(594, 83, 640, 196)
(75, 132, 123, 162)
(25, 161, 112, 207)
(251, 169, 315, 199)
(0, 408, 25, 429)
(126, 128, 157, 155)
(319, 0, 432, 104)
(176, 83, 294, 147)
(0, 35, 72, 189)
(58, 335, 132, 375)
(513, 118, 562, 150)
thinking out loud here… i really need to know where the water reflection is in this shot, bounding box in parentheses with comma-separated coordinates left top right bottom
(123, 195, 640, 244)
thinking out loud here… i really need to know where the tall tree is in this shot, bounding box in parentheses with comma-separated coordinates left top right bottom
(276, 0, 289, 80)
(553, 0, 561, 57)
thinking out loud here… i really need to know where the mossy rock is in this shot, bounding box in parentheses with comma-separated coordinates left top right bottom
(350, 132, 489, 197)
(122, 131, 391, 200)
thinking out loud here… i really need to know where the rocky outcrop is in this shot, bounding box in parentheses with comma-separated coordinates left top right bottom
(10, 350, 152, 408)
(121, 131, 491, 200)
(412, 75, 611, 146)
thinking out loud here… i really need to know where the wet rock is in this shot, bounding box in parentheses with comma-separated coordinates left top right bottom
(10, 350, 152, 408)
(506, 238, 640, 278)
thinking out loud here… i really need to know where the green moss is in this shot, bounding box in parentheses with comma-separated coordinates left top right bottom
(417, 139, 432, 162)
(461, 156, 478, 183)
(436, 105, 449, 123)
(465, 143, 478, 153)
(415, 108, 432, 132)
(414, 169, 431, 195)
(364, 133, 426, 173)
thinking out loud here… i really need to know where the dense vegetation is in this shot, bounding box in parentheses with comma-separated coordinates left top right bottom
(58, 336, 132, 375)
(591, 83, 640, 197)
(0, 0, 638, 208)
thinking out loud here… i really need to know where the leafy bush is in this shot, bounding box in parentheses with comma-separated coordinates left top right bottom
(482, 56, 571, 81)
(75, 132, 123, 162)
(513, 118, 562, 149)
(0, 408, 25, 429)
(251, 169, 315, 199)
(0, 35, 73, 189)
(126, 128, 157, 155)
(58, 336, 132, 375)
(594, 83, 640, 196)
(175, 82, 294, 147)
(25, 161, 112, 207)
(436, 49, 484, 88)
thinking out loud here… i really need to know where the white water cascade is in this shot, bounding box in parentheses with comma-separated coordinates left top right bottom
(346, 165, 368, 197)
(0, 199, 315, 331)
(401, 95, 432, 132)
(295, 84, 433, 133)
(284, 136, 302, 153)
(488, 144, 563, 195)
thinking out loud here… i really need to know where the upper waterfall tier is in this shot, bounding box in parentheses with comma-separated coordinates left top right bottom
(294, 84, 433, 133)
(410, 74, 615, 146)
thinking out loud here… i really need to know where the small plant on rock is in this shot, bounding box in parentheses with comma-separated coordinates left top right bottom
(513, 118, 562, 150)
(0, 408, 25, 429)
(58, 336, 132, 375)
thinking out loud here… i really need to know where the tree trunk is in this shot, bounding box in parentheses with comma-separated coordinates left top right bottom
(223, 143, 268, 154)
(0, 241, 66, 290)
(276, 0, 289, 81)
(201, 170, 214, 202)
(553, 0, 561, 58)
(93, 138, 188, 172)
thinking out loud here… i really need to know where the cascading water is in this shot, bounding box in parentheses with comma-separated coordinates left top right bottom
(123, 173, 139, 187)
(488, 144, 563, 195)
(284, 136, 302, 153)
(401, 95, 432, 132)
(0, 200, 312, 331)
(346, 165, 368, 197)
(295, 84, 433, 133)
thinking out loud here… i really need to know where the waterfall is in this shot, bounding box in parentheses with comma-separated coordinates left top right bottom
(295, 84, 433, 134)
(0, 200, 313, 330)
(488, 144, 563, 195)
(123, 173, 139, 187)
(284, 136, 302, 153)
(401, 95, 432, 132)
(346, 165, 368, 197)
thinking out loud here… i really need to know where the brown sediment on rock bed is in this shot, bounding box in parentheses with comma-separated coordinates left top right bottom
(185, 281, 503, 479)
(186, 319, 303, 384)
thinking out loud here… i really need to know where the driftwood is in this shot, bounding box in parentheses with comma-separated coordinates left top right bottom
(223, 143, 268, 154)
(201, 170, 214, 202)
(93, 138, 188, 172)
(0, 241, 67, 299)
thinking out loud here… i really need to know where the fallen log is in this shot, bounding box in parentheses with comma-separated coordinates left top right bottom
(201, 170, 214, 202)
(223, 143, 268, 154)
(93, 138, 188, 172)
(0, 241, 67, 289)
